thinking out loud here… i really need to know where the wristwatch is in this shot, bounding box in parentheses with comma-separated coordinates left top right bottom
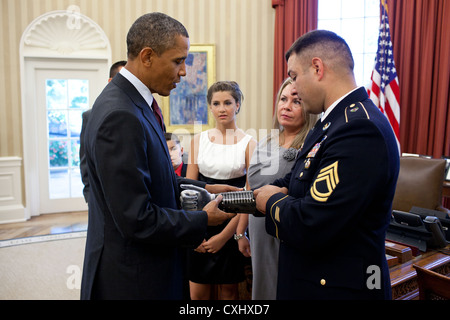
(234, 232, 247, 241)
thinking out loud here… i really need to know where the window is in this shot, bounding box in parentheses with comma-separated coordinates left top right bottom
(318, 0, 380, 87)
(46, 79, 89, 199)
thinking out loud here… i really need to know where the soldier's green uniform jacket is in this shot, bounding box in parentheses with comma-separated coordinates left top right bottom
(265, 87, 399, 300)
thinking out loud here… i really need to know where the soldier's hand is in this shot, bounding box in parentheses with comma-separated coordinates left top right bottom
(203, 194, 236, 226)
(254, 185, 288, 214)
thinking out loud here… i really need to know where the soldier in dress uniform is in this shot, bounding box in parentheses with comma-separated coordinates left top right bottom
(254, 30, 400, 300)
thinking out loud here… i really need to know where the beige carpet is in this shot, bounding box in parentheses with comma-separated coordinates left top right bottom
(0, 232, 86, 300)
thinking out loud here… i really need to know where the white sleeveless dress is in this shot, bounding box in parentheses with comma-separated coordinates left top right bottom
(188, 129, 253, 284)
(197, 130, 253, 180)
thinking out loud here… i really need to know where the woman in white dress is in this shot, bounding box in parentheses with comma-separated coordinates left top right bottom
(186, 81, 256, 300)
(238, 78, 319, 299)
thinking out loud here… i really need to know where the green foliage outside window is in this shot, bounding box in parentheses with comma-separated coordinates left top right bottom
(49, 140, 68, 167)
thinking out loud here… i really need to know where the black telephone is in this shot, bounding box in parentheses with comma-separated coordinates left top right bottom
(386, 210, 449, 251)
(422, 215, 448, 248)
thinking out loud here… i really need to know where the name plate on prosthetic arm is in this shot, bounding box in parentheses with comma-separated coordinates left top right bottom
(180, 184, 256, 214)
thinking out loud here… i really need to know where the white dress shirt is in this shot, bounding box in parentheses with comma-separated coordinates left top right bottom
(321, 86, 362, 121)
(119, 67, 155, 111)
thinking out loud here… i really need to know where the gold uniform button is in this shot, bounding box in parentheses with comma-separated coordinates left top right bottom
(320, 279, 326, 286)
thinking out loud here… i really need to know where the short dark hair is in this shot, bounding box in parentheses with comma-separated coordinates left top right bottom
(164, 132, 180, 144)
(285, 30, 354, 71)
(109, 60, 126, 78)
(207, 81, 244, 113)
(127, 12, 189, 59)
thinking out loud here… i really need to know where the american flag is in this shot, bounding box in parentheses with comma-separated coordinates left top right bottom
(367, 0, 400, 151)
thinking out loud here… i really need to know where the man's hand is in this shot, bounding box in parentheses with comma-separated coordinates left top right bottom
(254, 185, 288, 214)
(203, 194, 236, 226)
(205, 184, 243, 194)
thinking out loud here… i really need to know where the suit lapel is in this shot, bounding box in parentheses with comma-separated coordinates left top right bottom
(112, 74, 178, 192)
(112, 74, 162, 130)
(112, 74, 170, 155)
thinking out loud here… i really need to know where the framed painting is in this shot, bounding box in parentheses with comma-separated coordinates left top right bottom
(162, 44, 216, 133)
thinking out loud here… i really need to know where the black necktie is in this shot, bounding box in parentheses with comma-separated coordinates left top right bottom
(152, 99, 165, 131)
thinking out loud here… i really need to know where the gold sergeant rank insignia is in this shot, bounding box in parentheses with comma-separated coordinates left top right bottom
(310, 161, 339, 202)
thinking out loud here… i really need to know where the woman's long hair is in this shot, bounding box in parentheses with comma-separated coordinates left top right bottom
(271, 78, 319, 149)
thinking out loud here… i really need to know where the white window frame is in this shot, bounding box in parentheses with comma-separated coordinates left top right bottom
(318, 0, 380, 87)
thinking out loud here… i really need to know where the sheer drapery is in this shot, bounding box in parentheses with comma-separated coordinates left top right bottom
(388, 0, 450, 158)
(272, 0, 318, 110)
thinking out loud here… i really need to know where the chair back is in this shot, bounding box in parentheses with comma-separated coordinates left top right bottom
(393, 157, 446, 212)
(413, 264, 450, 300)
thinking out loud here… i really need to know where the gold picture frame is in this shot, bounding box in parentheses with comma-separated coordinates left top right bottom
(161, 44, 216, 134)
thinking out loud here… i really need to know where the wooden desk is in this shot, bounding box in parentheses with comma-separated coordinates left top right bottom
(389, 245, 450, 300)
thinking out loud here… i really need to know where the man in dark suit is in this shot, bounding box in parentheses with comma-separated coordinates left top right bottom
(80, 13, 235, 300)
(254, 30, 400, 299)
(80, 60, 126, 203)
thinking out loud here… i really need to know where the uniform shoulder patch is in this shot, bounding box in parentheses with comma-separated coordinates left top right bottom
(310, 161, 339, 202)
(345, 102, 370, 123)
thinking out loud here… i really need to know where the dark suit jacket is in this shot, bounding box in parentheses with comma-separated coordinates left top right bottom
(266, 87, 400, 300)
(80, 108, 198, 202)
(80, 73, 208, 300)
(79, 109, 91, 203)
